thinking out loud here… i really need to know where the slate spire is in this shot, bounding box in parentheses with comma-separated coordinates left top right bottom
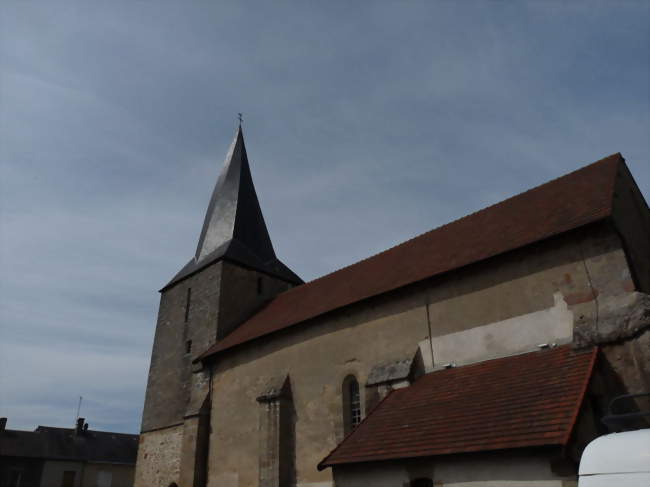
(194, 125, 274, 262)
(163, 126, 301, 289)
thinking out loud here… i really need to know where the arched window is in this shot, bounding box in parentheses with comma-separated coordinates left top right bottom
(342, 375, 361, 435)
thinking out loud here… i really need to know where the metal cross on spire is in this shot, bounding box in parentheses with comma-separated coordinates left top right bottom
(238, 113, 243, 125)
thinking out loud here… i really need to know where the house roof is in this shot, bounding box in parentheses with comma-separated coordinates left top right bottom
(319, 345, 598, 469)
(0, 426, 138, 464)
(199, 153, 622, 362)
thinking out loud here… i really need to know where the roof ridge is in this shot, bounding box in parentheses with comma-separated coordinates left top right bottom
(300, 153, 622, 287)
(34, 425, 137, 435)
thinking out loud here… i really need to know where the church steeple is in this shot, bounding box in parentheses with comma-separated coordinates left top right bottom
(195, 125, 275, 263)
(163, 126, 301, 290)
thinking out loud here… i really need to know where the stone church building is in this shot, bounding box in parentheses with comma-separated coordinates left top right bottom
(134, 127, 649, 487)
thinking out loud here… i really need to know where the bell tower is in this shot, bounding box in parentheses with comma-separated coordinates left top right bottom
(134, 125, 301, 487)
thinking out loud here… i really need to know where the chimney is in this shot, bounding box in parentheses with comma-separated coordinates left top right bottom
(0, 417, 6, 433)
(75, 417, 85, 435)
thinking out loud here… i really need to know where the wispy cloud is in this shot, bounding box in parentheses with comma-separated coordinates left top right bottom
(0, 0, 648, 433)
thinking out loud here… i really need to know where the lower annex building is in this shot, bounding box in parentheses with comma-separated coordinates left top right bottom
(134, 126, 649, 487)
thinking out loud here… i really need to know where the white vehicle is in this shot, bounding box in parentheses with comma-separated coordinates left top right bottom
(578, 429, 650, 486)
(578, 392, 650, 487)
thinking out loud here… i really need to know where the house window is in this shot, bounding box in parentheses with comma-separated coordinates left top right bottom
(61, 471, 76, 487)
(184, 287, 192, 322)
(97, 471, 112, 487)
(411, 479, 433, 487)
(342, 375, 361, 435)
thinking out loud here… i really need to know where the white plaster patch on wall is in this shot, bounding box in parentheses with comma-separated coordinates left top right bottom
(390, 379, 410, 389)
(422, 292, 573, 370)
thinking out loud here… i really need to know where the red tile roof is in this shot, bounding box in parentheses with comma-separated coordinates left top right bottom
(319, 345, 598, 468)
(199, 154, 622, 361)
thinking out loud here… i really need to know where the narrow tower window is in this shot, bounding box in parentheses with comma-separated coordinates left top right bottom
(342, 375, 361, 435)
(257, 277, 263, 295)
(185, 340, 192, 354)
(184, 287, 192, 322)
(350, 379, 361, 428)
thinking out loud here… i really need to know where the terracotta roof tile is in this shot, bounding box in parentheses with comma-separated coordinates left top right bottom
(319, 345, 598, 468)
(200, 154, 621, 361)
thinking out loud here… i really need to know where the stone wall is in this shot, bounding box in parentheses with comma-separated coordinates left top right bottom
(133, 424, 183, 487)
(601, 163, 650, 412)
(218, 261, 294, 340)
(141, 260, 295, 434)
(137, 257, 296, 486)
(205, 223, 636, 486)
(141, 261, 224, 432)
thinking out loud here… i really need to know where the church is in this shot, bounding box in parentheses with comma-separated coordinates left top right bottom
(134, 126, 649, 487)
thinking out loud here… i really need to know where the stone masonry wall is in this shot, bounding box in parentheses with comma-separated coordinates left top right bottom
(141, 262, 224, 432)
(218, 262, 294, 340)
(141, 260, 295, 434)
(133, 425, 183, 487)
(138, 257, 297, 486)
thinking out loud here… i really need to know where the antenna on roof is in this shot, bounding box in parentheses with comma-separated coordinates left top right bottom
(75, 395, 83, 423)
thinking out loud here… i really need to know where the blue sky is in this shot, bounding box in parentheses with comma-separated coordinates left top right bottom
(0, 1, 648, 433)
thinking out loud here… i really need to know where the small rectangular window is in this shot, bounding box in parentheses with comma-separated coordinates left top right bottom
(184, 287, 192, 322)
(186, 340, 192, 354)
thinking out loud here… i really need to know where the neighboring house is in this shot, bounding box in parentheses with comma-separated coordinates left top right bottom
(134, 126, 649, 487)
(0, 418, 138, 487)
